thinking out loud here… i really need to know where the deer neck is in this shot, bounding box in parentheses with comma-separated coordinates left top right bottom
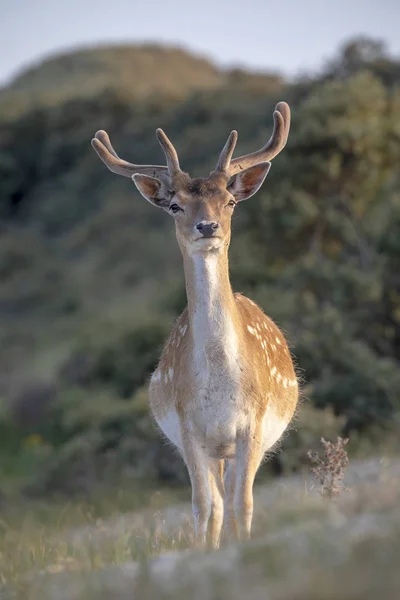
(183, 248, 240, 372)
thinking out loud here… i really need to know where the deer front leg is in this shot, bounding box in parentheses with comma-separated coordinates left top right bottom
(223, 460, 238, 542)
(180, 420, 211, 546)
(234, 423, 263, 540)
(208, 459, 225, 549)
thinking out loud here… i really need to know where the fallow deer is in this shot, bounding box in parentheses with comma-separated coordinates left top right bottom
(91, 101, 298, 548)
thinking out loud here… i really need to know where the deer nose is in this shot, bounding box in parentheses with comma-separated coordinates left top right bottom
(196, 221, 219, 238)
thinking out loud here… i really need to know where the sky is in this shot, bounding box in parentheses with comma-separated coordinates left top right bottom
(0, 0, 399, 86)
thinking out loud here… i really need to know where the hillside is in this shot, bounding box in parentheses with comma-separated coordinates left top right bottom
(0, 44, 283, 119)
(0, 38, 399, 497)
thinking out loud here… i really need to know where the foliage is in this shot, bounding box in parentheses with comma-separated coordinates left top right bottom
(0, 37, 399, 495)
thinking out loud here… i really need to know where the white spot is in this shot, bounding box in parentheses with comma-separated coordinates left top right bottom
(271, 366, 277, 376)
(271, 344, 276, 351)
(276, 372, 282, 383)
(247, 325, 256, 335)
(151, 369, 161, 383)
(275, 337, 281, 345)
(180, 325, 188, 336)
(168, 367, 174, 381)
(283, 379, 289, 388)
(164, 374, 169, 384)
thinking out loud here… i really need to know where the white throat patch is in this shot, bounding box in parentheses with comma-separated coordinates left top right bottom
(191, 253, 239, 378)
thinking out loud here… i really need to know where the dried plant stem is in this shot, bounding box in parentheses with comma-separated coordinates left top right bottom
(308, 437, 349, 499)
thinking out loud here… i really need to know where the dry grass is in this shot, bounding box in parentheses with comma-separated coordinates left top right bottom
(0, 456, 399, 599)
(0, 484, 190, 592)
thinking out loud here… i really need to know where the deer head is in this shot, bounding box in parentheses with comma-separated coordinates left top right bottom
(91, 102, 290, 254)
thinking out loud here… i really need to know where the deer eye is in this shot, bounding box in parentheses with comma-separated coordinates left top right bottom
(227, 199, 236, 208)
(169, 203, 183, 214)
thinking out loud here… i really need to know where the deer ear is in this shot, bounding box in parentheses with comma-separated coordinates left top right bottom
(227, 162, 271, 202)
(132, 174, 171, 208)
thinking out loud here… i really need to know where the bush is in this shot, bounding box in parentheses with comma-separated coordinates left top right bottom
(1, 38, 400, 496)
(60, 318, 171, 398)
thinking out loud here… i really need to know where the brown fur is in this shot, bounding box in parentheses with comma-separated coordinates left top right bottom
(91, 101, 297, 548)
(146, 162, 298, 548)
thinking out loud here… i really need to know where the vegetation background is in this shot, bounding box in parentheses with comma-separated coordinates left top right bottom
(0, 37, 400, 498)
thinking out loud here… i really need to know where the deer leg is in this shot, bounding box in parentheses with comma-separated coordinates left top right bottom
(234, 424, 263, 540)
(181, 422, 210, 546)
(208, 459, 225, 549)
(223, 460, 238, 542)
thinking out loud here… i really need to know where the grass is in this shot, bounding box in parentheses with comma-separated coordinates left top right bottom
(0, 481, 190, 593)
(0, 455, 398, 599)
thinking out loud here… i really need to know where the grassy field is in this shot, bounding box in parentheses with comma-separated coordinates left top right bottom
(0, 455, 399, 599)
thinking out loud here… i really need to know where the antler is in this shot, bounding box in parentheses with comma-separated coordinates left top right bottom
(91, 129, 181, 180)
(156, 129, 181, 174)
(215, 102, 291, 176)
(215, 130, 238, 172)
(92, 102, 290, 181)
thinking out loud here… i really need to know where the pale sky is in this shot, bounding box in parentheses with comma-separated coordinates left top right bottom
(0, 0, 399, 86)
